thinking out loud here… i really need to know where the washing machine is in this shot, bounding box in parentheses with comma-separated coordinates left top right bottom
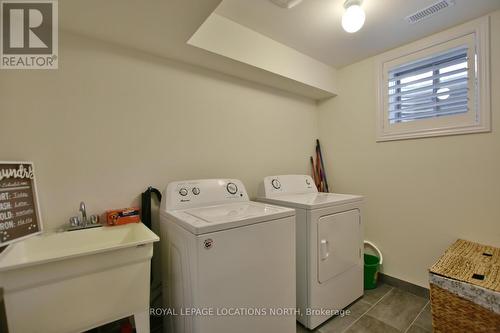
(258, 175, 364, 329)
(160, 179, 296, 333)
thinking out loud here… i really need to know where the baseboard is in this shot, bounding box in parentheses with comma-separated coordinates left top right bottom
(380, 273, 430, 299)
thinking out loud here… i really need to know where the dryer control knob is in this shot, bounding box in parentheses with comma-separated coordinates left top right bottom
(192, 187, 200, 195)
(271, 179, 281, 189)
(179, 188, 188, 196)
(226, 182, 238, 195)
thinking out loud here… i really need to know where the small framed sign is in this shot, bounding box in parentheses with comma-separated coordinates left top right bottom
(0, 162, 43, 247)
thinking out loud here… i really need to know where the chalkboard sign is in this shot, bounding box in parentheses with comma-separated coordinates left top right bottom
(0, 162, 43, 246)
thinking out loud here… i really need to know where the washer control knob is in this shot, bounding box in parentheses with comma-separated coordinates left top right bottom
(179, 188, 188, 196)
(192, 187, 200, 195)
(305, 178, 311, 185)
(271, 179, 281, 189)
(226, 182, 238, 195)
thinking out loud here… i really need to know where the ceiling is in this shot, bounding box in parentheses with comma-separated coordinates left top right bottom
(58, 0, 336, 99)
(59, 0, 221, 61)
(58, 0, 499, 99)
(216, 0, 500, 68)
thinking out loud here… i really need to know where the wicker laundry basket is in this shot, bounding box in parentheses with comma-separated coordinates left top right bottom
(429, 239, 500, 333)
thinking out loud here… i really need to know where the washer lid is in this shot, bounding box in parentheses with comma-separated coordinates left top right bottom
(164, 201, 295, 235)
(259, 192, 363, 210)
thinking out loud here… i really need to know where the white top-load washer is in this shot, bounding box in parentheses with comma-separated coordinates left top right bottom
(160, 179, 296, 333)
(258, 175, 364, 329)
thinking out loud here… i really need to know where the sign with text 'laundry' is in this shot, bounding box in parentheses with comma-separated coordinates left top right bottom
(0, 162, 43, 246)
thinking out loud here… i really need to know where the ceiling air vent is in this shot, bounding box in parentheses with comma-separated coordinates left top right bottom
(269, 0, 303, 9)
(406, 0, 455, 24)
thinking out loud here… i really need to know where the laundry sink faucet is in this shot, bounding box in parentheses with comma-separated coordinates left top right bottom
(65, 201, 101, 232)
(80, 201, 87, 224)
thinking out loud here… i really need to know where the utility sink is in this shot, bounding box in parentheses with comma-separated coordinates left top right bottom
(0, 223, 159, 333)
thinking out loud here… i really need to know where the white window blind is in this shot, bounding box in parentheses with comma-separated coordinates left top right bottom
(388, 46, 470, 124)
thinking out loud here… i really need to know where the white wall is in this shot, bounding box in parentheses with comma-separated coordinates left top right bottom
(318, 11, 500, 287)
(0, 32, 319, 231)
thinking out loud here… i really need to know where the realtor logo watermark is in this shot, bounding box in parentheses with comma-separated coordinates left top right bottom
(1, 0, 58, 69)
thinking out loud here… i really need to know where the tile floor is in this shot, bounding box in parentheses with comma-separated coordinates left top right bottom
(88, 283, 432, 333)
(297, 283, 432, 333)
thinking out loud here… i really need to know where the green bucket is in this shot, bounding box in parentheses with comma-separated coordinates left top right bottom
(364, 241, 383, 290)
(364, 253, 380, 290)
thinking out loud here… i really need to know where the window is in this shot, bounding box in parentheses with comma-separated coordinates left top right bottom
(389, 47, 469, 124)
(376, 16, 490, 141)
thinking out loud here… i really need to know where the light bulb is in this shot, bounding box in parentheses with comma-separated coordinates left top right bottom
(342, 4, 366, 33)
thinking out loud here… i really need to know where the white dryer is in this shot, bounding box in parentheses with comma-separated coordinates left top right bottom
(258, 175, 364, 329)
(160, 179, 296, 333)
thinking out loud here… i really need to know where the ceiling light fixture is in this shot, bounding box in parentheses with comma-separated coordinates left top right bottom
(342, 0, 366, 33)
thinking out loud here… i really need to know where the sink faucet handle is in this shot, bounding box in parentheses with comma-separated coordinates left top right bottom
(69, 216, 81, 227)
(79, 201, 87, 221)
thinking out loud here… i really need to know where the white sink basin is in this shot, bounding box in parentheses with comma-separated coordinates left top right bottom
(0, 223, 158, 272)
(0, 223, 159, 333)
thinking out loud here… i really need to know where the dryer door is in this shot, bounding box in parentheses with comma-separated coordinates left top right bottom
(317, 209, 361, 284)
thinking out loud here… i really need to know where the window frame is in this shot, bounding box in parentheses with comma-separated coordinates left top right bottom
(375, 15, 490, 142)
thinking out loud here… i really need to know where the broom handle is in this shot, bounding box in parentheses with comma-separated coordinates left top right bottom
(316, 139, 329, 192)
(310, 156, 319, 188)
(316, 148, 323, 192)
